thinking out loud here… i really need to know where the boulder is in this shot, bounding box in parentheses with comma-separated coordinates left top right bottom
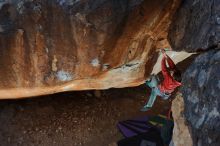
(169, 1, 220, 145)
(169, 0, 220, 52)
(171, 92, 193, 146)
(0, 0, 181, 98)
(181, 50, 220, 146)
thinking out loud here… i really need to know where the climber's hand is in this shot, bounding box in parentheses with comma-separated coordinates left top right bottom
(161, 49, 167, 58)
(160, 48, 166, 54)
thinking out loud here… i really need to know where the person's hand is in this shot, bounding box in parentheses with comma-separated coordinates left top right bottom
(161, 49, 167, 57)
(160, 48, 165, 53)
(161, 48, 167, 54)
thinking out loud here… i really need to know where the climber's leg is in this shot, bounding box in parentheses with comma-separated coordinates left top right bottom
(141, 88, 158, 112)
(145, 74, 159, 88)
(142, 74, 161, 112)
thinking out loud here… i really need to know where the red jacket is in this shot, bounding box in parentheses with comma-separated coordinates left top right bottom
(158, 55, 181, 93)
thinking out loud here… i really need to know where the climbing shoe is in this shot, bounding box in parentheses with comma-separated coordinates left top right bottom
(140, 106, 151, 112)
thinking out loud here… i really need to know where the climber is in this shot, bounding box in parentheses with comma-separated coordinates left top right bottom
(141, 49, 182, 112)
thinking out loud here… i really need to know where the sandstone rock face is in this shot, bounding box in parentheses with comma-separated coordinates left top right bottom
(171, 92, 193, 146)
(181, 50, 220, 146)
(0, 0, 181, 98)
(169, 0, 220, 52)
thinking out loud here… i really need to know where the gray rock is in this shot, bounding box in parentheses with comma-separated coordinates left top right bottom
(169, 0, 220, 52)
(181, 50, 220, 146)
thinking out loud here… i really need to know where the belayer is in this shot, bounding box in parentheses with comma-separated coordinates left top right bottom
(141, 49, 182, 111)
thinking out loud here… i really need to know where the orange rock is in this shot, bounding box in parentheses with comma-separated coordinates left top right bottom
(0, 0, 181, 98)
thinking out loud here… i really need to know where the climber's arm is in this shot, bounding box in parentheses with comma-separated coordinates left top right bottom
(166, 54, 176, 70)
(161, 56, 169, 77)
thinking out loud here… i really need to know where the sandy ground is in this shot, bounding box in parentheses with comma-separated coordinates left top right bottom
(0, 85, 171, 146)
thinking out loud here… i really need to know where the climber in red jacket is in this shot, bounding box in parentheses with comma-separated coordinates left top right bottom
(141, 49, 182, 111)
(159, 49, 182, 93)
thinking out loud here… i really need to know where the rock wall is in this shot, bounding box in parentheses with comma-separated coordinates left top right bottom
(169, 0, 220, 52)
(0, 0, 181, 98)
(169, 0, 220, 146)
(171, 92, 193, 146)
(181, 50, 220, 146)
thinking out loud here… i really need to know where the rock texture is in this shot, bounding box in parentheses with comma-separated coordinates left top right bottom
(181, 50, 220, 146)
(169, 0, 220, 52)
(171, 92, 193, 146)
(0, 0, 181, 98)
(169, 1, 220, 145)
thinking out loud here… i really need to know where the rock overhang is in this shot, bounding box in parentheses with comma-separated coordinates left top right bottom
(0, 0, 182, 98)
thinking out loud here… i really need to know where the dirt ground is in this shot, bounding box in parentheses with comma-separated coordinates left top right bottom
(0, 85, 171, 146)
